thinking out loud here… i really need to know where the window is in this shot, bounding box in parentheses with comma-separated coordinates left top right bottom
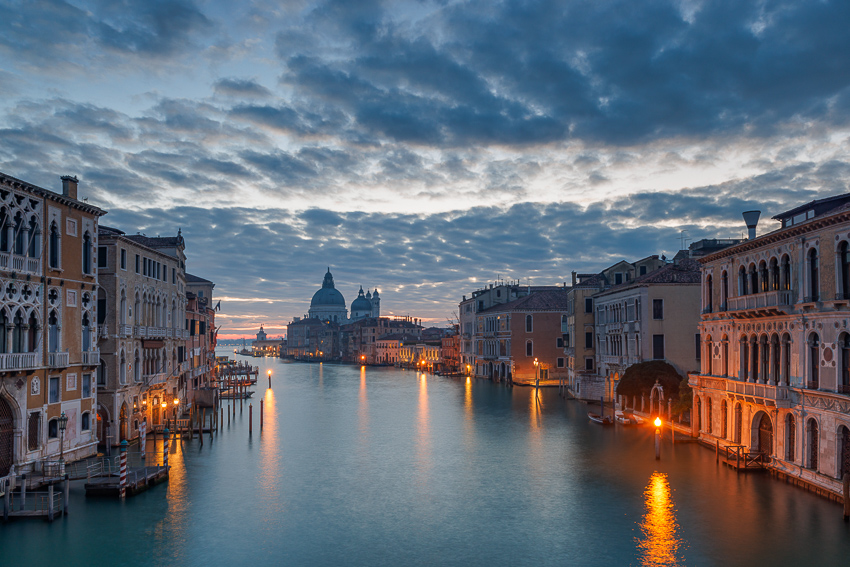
(135, 254, 140, 273)
(615, 273, 623, 285)
(706, 275, 713, 313)
(48, 376, 60, 404)
(585, 298, 593, 313)
(564, 333, 570, 347)
(49, 222, 60, 268)
(809, 333, 820, 388)
(200, 321, 206, 335)
(27, 412, 40, 450)
(142, 258, 147, 276)
(82, 373, 91, 398)
(120, 248, 127, 270)
(695, 334, 701, 361)
(653, 334, 665, 360)
(526, 341, 533, 357)
(557, 357, 565, 368)
(82, 412, 90, 431)
(640, 266, 647, 276)
(808, 248, 819, 301)
(652, 299, 663, 320)
(82, 232, 92, 274)
(172, 267, 176, 284)
(98, 246, 107, 268)
(585, 357, 594, 371)
(525, 315, 533, 332)
(48, 419, 58, 439)
(585, 332, 593, 349)
(556, 337, 564, 348)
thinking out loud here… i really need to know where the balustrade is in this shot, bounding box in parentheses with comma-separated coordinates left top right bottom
(81, 350, 100, 366)
(48, 352, 70, 368)
(0, 352, 39, 370)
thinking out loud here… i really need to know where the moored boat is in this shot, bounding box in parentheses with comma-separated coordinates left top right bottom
(588, 412, 613, 425)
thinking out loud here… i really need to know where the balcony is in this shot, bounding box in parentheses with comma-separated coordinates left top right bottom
(727, 379, 791, 408)
(726, 290, 794, 318)
(48, 352, 70, 368)
(81, 350, 100, 367)
(134, 325, 146, 337)
(144, 373, 167, 386)
(601, 355, 623, 366)
(119, 324, 132, 337)
(0, 352, 39, 371)
(0, 252, 40, 275)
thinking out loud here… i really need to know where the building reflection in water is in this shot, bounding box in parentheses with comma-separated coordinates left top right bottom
(259, 388, 280, 492)
(636, 472, 684, 567)
(358, 367, 370, 445)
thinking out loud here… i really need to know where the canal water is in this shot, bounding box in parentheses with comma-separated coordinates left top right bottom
(2, 351, 850, 566)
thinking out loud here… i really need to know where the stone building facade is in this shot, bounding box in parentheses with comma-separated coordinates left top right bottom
(95, 226, 187, 445)
(0, 172, 105, 477)
(691, 194, 850, 498)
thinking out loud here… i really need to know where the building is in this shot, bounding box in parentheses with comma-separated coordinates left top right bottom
(593, 257, 702, 401)
(95, 226, 187, 445)
(285, 317, 340, 361)
(691, 195, 850, 499)
(440, 333, 460, 374)
(0, 172, 105, 477)
(341, 316, 421, 364)
(564, 256, 666, 401)
(307, 268, 380, 324)
(474, 288, 571, 385)
(252, 324, 282, 356)
(184, 274, 216, 405)
(376, 333, 420, 365)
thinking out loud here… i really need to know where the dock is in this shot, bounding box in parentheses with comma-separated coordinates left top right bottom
(718, 443, 766, 471)
(2, 475, 67, 522)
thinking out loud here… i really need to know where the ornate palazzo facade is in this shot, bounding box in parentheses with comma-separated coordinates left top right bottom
(692, 195, 850, 498)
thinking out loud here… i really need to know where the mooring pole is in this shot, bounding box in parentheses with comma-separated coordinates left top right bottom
(260, 399, 264, 431)
(63, 474, 70, 516)
(249, 403, 253, 435)
(163, 427, 170, 474)
(47, 483, 54, 523)
(20, 473, 26, 510)
(843, 472, 849, 521)
(119, 439, 128, 499)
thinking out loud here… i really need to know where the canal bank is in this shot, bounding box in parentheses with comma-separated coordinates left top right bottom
(2, 353, 849, 566)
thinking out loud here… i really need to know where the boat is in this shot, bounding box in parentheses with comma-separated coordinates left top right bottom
(588, 412, 613, 425)
(615, 410, 644, 425)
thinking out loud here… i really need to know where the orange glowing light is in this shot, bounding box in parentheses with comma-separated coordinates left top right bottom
(173, 398, 179, 405)
(654, 417, 662, 427)
(161, 402, 167, 409)
(636, 472, 683, 566)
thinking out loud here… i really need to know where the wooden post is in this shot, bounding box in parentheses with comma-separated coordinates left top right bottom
(260, 399, 263, 431)
(2, 478, 9, 522)
(20, 474, 26, 511)
(189, 407, 194, 440)
(63, 474, 69, 516)
(198, 408, 203, 447)
(220, 406, 223, 432)
(163, 427, 169, 473)
(249, 403, 253, 435)
(716, 439, 719, 462)
(737, 448, 741, 471)
(47, 483, 54, 523)
(843, 473, 850, 521)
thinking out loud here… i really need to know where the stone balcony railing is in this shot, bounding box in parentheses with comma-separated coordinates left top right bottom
(81, 350, 100, 366)
(727, 289, 794, 313)
(118, 324, 132, 337)
(0, 252, 40, 275)
(48, 352, 70, 368)
(144, 372, 167, 386)
(0, 352, 39, 371)
(601, 355, 623, 365)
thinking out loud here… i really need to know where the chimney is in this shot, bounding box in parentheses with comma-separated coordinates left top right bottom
(742, 210, 761, 240)
(571, 271, 577, 286)
(61, 175, 78, 199)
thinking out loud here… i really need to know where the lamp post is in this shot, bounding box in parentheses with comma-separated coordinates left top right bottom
(173, 397, 179, 426)
(267, 369, 272, 388)
(534, 358, 539, 388)
(58, 411, 68, 476)
(654, 417, 662, 460)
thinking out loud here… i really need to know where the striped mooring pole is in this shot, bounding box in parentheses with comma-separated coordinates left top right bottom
(163, 427, 170, 473)
(140, 419, 147, 459)
(119, 439, 128, 499)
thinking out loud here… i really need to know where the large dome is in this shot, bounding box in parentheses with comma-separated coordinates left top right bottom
(310, 268, 346, 307)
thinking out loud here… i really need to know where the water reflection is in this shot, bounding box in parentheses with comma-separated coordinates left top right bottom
(416, 373, 431, 479)
(259, 388, 279, 491)
(636, 472, 684, 567)
(358, 367, 369, 445)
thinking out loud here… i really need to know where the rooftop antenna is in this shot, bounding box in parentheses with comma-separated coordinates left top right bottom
(679, 230, 690, 250)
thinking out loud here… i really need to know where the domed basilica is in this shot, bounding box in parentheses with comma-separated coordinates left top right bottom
(308, 268, 380, 323)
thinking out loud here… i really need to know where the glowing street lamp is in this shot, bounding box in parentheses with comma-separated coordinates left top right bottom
(533, 358, 539, 388)
(58, 410, 68, 474)
(654, 417, 662, 460)
(267, 369, 272, 388)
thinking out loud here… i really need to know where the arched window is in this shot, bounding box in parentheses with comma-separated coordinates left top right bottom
(525, 315, 533, 333)
(12, 309, 24, 353)
(13, 212, 23, 255)
(720, 271, 728, 310)
(82, 312, 91, 352)
(705, 336, 713, 375)
(807, 418, 819, 470)
(749, 264, 758, 295)
(841, 242, 850, 300)
(134, 294, 140, 325)
(0, 207, 8, 252)
(82, 231, 92, 274)
(120, 351, 126, 385)
(705, 275, 713, 313)
(27, 311, 38, 353)
(48, 221, 59, 268)
(781, 255, 791, 291)
(526, 341, 533, 357)
(0, 310, 7, 354)
(722, 336, 729, 377)
(770, 258, 780, 291)
(706, 397, 713, 434)
(739, 266, 748, 295)
(120, 291, 126, 325)
(27, 217, 39, 258)
(734, 403, 743, 444)
(771, 334, 780, 384)
(695, 397, 702, 432)
(841, 333, 850, 394)
(808, 333, 820, 389)
(785, 414, 796, 462)
(740, 337, 749, 381)
(721, 400, 728, 439)
(134, 350, 141, 382)
(759, 261, 768, 292)
(808, 247, 819, 301)
(48, 311, 58, 352)
(750, 337, 759, 383)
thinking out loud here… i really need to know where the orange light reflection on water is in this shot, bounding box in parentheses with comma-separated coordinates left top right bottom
(416, 373, 431, 480)
(636, 472, 685, 567)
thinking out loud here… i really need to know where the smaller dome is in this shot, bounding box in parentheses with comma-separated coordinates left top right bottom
(351, 286, 372, 312)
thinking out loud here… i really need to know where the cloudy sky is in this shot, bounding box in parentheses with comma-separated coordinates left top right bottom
(2, 0, 849, 338)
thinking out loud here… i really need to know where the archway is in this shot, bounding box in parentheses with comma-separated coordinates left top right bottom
(0, 396, 14, 476)
(753, 411, 773, 455)
(97, 406, 110, 449)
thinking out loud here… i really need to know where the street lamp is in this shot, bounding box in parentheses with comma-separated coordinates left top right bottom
(654, 417, 662, 460)
(533, 358, 539, 388)
(267, 369, 272, 388)
(58, 410, 68, 475)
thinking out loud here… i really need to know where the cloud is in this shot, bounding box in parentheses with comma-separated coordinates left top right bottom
(213, 78, 273, 98)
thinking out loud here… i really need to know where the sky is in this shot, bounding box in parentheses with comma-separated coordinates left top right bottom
(1, 0, 850, 338)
